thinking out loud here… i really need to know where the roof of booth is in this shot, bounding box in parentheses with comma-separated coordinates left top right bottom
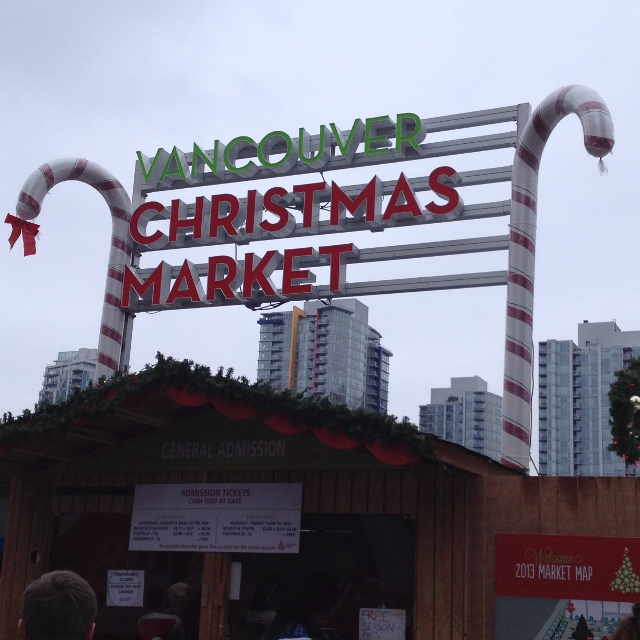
(0, 354, 520, 477)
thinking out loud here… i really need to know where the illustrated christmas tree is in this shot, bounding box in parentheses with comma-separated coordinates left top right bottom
(571, 615, 593, 639)
(610, 548, 640, 594)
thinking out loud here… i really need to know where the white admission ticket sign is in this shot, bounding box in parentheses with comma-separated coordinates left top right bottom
(129, 483, 302, 553)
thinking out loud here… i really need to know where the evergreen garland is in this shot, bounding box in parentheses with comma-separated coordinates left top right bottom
(608, 357, 640, 464)
(0, 353, 430, 456)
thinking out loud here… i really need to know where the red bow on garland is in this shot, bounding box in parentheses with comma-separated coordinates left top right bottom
(5, 214, 40, 256)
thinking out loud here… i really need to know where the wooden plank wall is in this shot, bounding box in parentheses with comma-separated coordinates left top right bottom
(45, 467, 421, 518)
(7, 467, 639, 640)
(415, 462, 470, 640)
(0, 475, 54, 640)
(200, 552, 230, 640)
(0, 465, 427, 640)
(468, 475, 640, 640)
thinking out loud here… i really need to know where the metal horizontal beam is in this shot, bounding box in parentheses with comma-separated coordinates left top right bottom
(279, 165, 510, 205)
(422, 105, 520, 133)
(140, 164, 511, 241)
(355, 236, 510, 262)
(138, 235, 510, 279)
(164, 105, 520, 164)
(335, 271, 508, 297)
(142, 132, 517, 194)
(134, 270, 508, 312)
(137, 198, 510, 253)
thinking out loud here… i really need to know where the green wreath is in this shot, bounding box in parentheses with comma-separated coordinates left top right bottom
(609, 357, 640, 465)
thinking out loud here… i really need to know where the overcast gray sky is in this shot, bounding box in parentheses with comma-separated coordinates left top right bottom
(2, 1, 638, 473)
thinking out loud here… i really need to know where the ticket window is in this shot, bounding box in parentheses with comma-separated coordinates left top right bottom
(48, 512, 414, 640)
(227, 514, 415, 640)
(49, 513, 204, 640)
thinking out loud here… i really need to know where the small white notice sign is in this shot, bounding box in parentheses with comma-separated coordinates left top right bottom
(107, 570, 144, 607)
(359, 609, 406, 640)
(129, 483, 302, 553)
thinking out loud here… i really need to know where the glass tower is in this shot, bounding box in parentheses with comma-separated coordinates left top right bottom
(418, 376, 503, 462)
(257, 300, 392, 413)
(39, 348, 99, 404)
(539, 321, 640, 476)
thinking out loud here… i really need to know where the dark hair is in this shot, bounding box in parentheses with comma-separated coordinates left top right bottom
(22, 571, 97, 640)
(611, 615, 640, 640)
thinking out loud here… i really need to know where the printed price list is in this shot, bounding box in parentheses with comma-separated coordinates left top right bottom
(129, 484, 302, 553)
(131, 518, 216, 545)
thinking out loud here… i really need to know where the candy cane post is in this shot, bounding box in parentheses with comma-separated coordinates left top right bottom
(7, 158, 134, 380)
(502, 85, 615, 470)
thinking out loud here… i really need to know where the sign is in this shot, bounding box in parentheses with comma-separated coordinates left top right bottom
(122, 107, 519, 314)
(359, 609, 405, 640)
(136, 114, 427, 187)
(122, 167, 466, 312)
(106, 570, 144, 607)
(496, 533, 640, 602)
(129, 483, 302, 553)
(72, 415, 388, 475)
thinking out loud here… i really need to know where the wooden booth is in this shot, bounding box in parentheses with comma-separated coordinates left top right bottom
(0, 358, 519, 640)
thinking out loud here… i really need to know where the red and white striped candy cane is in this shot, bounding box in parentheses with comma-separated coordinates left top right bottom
(15, 158, 133, 381)
(502, 85, 614, 471)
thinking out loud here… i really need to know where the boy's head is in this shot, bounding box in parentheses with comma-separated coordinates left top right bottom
(19, 570, 97, 640)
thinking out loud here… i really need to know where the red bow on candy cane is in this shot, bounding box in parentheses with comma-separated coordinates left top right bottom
(5, 214, 40, 256)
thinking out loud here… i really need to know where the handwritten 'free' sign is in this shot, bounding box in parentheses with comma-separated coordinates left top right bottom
(359, 609, 405, 640)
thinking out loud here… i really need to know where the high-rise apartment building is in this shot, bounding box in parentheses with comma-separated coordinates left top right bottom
(418, 376, 503, 462)
(539, 321, 640, 476)
(39, 348, 99, 404)
(257, 300, 392, 412)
